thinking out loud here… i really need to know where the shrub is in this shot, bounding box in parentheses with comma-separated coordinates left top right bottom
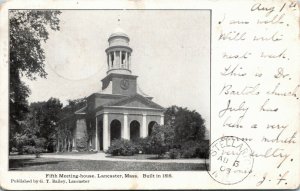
(181, 148, 195, 158)
(106, 139, 137, 156)
(34, 147, 44, 158)
(148, 125, 174, 158)
(168, 148, 181, 159)
(11, 147, 18, 153)
(20, 145, 44, 157)
(22, 145, 36, 154)
(133, 137, 151, 154)
(194, 140, 209, 159)
(179, 140, 209, 159)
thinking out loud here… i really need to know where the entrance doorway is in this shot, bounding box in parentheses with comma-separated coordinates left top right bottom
(110, 119, 121, 142)
(148, 121, 157, 136)
(130, 120, 140, 141)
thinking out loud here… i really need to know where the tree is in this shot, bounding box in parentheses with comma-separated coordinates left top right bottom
(30, 98, 63, 152)
(13, 110, 46, 155)
(12, 97, 63, 154)
(9, 10, 61, 150)
(60, 97, 87, 119)
(164, 105, 206, 143)
(148, 124, 175, 158)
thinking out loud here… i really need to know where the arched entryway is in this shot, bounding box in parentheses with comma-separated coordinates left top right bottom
(130, 120, 140, 141)
(110, 119, 121, 142)
(148, 121, 158, 136)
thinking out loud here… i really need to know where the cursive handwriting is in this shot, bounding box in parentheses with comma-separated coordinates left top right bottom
(253, 31, 283, 41)
(219, 99, 249, 118)
(261, 49, 287, 59)
(223, 51, 251, 59)
(219, 31, 247, 41)
(260, 99, 278, 112)
(219, 84, 260, 96)
(266, 83, 300, 99)
(218, 1, 298, 187)
(251, 147, 290, 168)
(221, 64, 247, 77)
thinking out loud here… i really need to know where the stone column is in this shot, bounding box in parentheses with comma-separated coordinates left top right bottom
(107, 53, 109, 69)
(142, 114, 147, 137)
(95, 116, 99, 151)
(160, 115, 164, 125)
(123, 113, 129, 139)
(113, 51, 116, 67)
(125, 52, 128, 69)
(108, 53, 111, 69)
(120, 51, 122, 67)
(129, 53, 131, 69)
(103, 112, 109, 151)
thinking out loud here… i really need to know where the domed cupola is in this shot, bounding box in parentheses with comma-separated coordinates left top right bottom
(105, 27, 132, 75)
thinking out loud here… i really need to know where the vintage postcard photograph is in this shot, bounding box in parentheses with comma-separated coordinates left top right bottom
(1, 0, 299, 190)
(8, 9, 211, 171)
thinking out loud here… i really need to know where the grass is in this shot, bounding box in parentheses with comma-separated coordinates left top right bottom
(9, 156, 206, 171)
(45, 151, 98, 155)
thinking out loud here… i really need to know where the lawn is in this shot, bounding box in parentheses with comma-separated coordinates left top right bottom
(106, 154, 161, 160)
(107, 154, 207, 161)
(9, 156, 206, 171)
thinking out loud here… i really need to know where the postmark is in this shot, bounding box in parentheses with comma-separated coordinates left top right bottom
(205, 136, 254, 185)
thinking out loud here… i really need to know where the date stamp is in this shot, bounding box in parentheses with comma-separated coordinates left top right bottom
(206, 136, 254, 185)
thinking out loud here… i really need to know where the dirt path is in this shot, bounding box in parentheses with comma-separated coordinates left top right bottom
(41, 153, 206, 164)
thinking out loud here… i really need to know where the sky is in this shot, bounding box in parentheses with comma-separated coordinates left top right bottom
(23, 10, 211, 128)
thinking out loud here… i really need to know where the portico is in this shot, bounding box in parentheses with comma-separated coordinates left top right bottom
(92, 107, 164, 151)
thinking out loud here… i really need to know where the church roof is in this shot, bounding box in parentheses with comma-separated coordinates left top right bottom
(86, 93, 165, 113)
(102, 94, 164, 110)
(137, 84, 153, 99)
(74, 105, 87, 114)
(70, 93, 164, 117)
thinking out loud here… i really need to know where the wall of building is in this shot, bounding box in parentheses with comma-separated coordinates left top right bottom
(112, 76, 137, 95)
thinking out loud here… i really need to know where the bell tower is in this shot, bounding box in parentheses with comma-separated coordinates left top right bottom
(101, 27, 137, 95)
(105, 27, 132, 75)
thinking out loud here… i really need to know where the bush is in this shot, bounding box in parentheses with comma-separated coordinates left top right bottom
(34, 147, 44, 158)
(194, 140, 209, 159)
(22, 145, 36, 154)
(133, 137, 151, 154)
(168, 148, 181, 159)
(181, 148, 195, 158)
(11, 147, 18, 153)
(179, 140, 209, 159)
(106, 139, 137, 156)
(20, 145, 44, 157)
(147, 125, 174, 158)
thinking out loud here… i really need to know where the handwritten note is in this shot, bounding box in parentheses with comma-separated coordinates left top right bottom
(214, 0, 299, 188)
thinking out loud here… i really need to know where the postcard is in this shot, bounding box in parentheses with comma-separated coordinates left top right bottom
(0, 0, 299, 190)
